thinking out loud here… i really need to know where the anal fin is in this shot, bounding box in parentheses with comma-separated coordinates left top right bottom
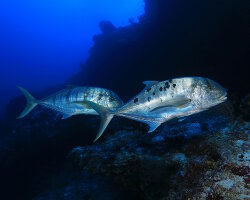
(146, 121, 162, 133)
(118, 113, 163, 133)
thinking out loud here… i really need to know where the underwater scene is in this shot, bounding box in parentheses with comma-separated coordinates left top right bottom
(0, 0, 249, 199)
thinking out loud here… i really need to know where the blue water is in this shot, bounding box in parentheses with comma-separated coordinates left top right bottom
(0, 0, 249, 199)
(0, 0, 144, 117)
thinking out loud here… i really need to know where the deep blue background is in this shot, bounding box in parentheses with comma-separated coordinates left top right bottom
(0, 0, 144, 117)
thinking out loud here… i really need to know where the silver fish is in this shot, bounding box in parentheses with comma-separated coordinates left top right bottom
(17, 86, 123, 121)
(83, 77, 227, 141)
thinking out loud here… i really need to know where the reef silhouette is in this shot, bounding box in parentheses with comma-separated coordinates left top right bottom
(69, 0, 250, 100)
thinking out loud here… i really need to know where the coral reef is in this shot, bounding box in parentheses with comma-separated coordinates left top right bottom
(1, 94, 249, 200)
(68, 104, 249, 199)
(1, 81, 249, 200)
(1, 89, 249, 200)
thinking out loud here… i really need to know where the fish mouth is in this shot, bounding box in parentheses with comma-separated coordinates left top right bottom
(220, 96, 227, 101)
(219, 92, 227, 102)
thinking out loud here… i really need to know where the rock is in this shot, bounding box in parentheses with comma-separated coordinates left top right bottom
(151, 135, 164, 143)
(69, 116, 250, 199)
(235, 139, 244, 147)
(216, 179, 235, 190)
(172, 153, 187, 167)
(1, 94, 249, 199)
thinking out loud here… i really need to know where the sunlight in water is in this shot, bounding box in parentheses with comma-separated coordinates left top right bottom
(0, 0, 145, 116)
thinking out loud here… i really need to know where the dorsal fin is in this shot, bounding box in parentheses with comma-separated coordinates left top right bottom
(142, 81, 159, 88)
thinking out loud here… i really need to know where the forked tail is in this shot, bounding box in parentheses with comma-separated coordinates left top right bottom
(81, 100, 114, 142)
(17, 86, 38, 119)
(82, 100, 164, 142)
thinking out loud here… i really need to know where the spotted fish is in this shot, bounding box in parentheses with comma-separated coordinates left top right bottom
(83, 77, 227, 141)
(17, 86, 123, 121)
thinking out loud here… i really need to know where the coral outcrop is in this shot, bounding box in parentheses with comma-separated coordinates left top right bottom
(67, 104, 249, 199)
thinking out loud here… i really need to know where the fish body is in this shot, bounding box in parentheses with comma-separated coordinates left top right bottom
(116, 77, 227, 125)
(40, 86, 123, 116)
(17, 86, 123, 119)
(84, 77, 227, 141)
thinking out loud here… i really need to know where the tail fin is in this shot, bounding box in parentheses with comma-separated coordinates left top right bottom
(80, 100, 114, 142)
(17, 86, 38, 119)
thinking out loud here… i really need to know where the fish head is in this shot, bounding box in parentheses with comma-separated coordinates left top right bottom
(193, 78, 227, 109)
(206, 78, 227, 102)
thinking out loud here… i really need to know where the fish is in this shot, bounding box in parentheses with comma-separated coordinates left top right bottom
(17, 85, 123, 121)
(82, 77, 227, 141)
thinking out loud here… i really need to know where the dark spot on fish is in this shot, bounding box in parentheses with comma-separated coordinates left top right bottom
(173, 83, 176, 88)
(159, 87, 163, 91)
(98, 93, 103, 101)
(146, 87, 151, 92)
(165, 82, 170, 88)
(134, 98, 138, 103)
(238, 154, 244, 159)
(148, 97, 151, 102)
(109, 96, 114, 102)
(153, 92, 155, 96)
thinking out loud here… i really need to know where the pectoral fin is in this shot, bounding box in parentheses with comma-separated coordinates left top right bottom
(150, 95, 191, 112)
(72, 102, 93, 109)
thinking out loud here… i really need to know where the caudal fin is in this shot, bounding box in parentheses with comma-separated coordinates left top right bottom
(81, 100, 114, 142)
(17, 86, 38, 119)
